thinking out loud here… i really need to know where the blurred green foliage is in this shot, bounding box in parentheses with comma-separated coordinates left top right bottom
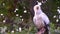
(0, 0, 60, 34)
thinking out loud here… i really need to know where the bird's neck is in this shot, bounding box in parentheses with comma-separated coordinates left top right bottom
(34, 10, 43, 16)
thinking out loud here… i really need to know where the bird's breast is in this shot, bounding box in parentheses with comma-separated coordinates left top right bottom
(33, 15, 45, 28)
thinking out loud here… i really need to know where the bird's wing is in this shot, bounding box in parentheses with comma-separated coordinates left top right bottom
(40, 13, 50, 25)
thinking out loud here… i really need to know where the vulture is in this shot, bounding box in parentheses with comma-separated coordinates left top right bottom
(33, 1, 50, 34)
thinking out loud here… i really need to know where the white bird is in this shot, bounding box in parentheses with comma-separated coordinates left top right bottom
(33, 1, 50, 34)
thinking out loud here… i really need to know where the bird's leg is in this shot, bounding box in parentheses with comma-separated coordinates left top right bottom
(40, 27, 45, 34)
(36, 27, 46, 34)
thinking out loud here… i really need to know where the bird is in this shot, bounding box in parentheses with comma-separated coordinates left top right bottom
(33, 1, 50, 34)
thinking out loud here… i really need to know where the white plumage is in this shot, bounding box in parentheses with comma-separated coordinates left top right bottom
(33, 2, 50, 29)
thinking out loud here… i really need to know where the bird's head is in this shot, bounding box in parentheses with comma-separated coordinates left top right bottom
(33, 5, 40, 12)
